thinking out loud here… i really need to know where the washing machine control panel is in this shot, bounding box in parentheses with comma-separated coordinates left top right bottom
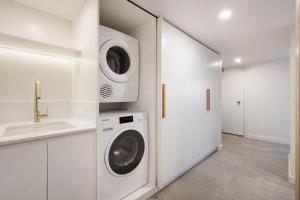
(100, 113, 145, 133)
(101, 117, 114, 130)
(119, 116, 133, 124)
(100, 115, 135, 131)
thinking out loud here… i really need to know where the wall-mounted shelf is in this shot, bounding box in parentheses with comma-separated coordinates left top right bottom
(0, 32, 81, 60)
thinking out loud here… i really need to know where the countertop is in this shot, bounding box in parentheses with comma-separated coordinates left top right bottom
(0, 119, 96, 146)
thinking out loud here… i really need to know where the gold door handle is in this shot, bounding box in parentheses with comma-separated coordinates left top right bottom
(206, 89, 211, 111)
(162, 84, 166, 118)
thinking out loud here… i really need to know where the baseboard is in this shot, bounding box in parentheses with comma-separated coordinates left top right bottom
(289, 176, 296, 184)
(288, 153, 296, 185)
(158, 147, 218, 190)
(222, 132, 243, 136)
(245, 134, 290, 145)
(217, 144, 223, 151)
(123, 185, 158, 200)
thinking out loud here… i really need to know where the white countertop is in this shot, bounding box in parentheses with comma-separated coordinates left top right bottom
(0, 119, 96, 146)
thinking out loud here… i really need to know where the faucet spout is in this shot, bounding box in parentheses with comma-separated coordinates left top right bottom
(34, 81, 48, 123)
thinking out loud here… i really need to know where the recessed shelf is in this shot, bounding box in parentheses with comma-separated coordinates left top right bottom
(0, 32, 81, 60)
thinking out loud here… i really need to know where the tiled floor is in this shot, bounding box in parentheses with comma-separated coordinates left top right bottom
(149, 134, 295, 200)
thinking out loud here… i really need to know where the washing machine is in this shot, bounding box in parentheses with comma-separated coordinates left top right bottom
(98, 111, 148, 200)
(99, 25, 139, 103)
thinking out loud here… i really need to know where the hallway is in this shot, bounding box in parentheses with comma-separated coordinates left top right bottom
(149, 134, 294, 200)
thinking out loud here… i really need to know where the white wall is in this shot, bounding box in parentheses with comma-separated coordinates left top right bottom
(0, 0, 99, 124)
(289, 28, 297, 183)
(0, 47, 73, 123)
(0, 0, 73, 48)
(124, 18, 158, 199)
(245, 59, 290, 144)
(0, 1, 75, 123)
(71, 0, 98, 123)
(222, 58, 290, 144)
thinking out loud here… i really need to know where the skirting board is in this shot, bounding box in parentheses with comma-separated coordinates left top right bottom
(158, 147, 218, 191)
(288, 153, 296, 185)
(123, 185, 158, 200)
(245, 134, 290, 145)
(289, 176, 296, 185)
(217, 144, 224, 151)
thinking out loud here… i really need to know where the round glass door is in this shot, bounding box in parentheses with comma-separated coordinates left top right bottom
(107, 130, 145, 175)
(100, 40, 135, 83)
(106, 46, 130, 75)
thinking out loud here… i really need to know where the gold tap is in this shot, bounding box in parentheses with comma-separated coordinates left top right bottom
(34, 81, 48, 123)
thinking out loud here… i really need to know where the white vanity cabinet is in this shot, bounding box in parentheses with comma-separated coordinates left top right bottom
(0, 130, 96, 200)
(48, 131, 97, 200)
(0, 141, 48, 200)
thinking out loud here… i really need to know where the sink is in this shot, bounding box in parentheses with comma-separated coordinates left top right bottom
(3, 121, 74, 137)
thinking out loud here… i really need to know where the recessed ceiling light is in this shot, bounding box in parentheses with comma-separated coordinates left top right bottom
(234, 58, 242, 64)
(219, 10, 232, 20)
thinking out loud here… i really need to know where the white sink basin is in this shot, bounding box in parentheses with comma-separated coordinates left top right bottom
(3, 121, 74, 137)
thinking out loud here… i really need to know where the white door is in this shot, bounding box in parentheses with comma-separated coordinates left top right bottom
(157, 19, 221, 189)
(222, 68, 245, 135)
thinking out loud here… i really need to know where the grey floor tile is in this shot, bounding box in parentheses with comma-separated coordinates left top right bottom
(149, 134, 295, 200)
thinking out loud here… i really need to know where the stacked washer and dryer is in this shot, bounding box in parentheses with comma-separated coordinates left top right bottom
(99, 25, 148, 200)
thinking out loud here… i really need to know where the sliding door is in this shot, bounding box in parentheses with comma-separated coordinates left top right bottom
(157, 18, 221, 189)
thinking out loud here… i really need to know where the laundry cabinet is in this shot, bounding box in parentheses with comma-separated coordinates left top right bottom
(0, 131, 96, 200)
(157, 18, 222, 189)
(48, 132, 97, 200)
(0, 141, 47, 200)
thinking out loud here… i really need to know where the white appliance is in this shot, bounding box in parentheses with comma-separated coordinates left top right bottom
(99, 25, 139, 103)
(98, 111, 148, 200)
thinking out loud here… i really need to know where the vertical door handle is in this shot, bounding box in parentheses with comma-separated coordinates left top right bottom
(206, 89, 211, 111)
(162, 84, 166, 118)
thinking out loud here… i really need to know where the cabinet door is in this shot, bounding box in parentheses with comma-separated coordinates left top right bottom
(0, 141, 47, 200)
(198, 47, 222, 162)
(48, 132, 97, 200)
(157, 19, 221, 189)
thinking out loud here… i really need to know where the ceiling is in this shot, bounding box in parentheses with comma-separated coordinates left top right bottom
(12, 0, 86, 21)
(130, 0, 295, 67)
(100, 0, 153, 34)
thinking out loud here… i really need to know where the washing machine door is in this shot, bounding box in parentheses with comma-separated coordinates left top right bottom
(100, 40, 136, 83)
(106, 129, 145, 176)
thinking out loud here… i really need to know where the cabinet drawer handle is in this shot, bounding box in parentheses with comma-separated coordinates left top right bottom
(206, 89, 211, 111)
(162, 84, 166, 118)
(102, 128, 113, 132)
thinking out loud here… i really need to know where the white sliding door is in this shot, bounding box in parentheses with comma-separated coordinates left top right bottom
(157, 18, 221, 189)
(222, 68, 245, 135)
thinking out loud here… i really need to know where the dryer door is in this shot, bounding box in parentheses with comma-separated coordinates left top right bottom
(100, 40, 136, 83)
(106, 129, 145, 176)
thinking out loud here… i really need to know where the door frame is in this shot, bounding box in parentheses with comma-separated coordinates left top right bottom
(296, 0, 300, 199)
(295, 0, 300, 200)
